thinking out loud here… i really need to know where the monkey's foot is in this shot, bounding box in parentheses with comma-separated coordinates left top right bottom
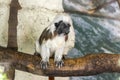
(34, 52, 40, 57)
(40, 61, 49, 69)
(55, 60, 64, 68)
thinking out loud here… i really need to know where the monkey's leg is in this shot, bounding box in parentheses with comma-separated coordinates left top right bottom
(34, 51, 41, 57)
(40, 45, 50, 69)
(54, 47, 64, 68)
(35, 41, 41, 57)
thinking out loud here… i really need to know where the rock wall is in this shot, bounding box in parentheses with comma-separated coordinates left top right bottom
(0, 0, 69, 80)
(0, 0, 11, 47)
(17, 0, 64, 53)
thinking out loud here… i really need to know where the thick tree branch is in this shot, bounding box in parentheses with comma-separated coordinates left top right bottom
(4, 63, 15, 80)
(65, 10, 120, 21)
(0, 46, 120, 77)
(117, 0, 120, 8)
(0, 62, 15, 80)
(7, 0, 21, 50)
(88, 0, 117, 13)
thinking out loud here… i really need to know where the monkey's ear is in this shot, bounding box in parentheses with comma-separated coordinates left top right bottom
(54, 20, 63, 28)
(54, 23, 59, 28)
(67, 23, 71, 27)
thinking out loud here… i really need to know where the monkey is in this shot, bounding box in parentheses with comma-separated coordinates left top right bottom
(35, 14, 75, 69)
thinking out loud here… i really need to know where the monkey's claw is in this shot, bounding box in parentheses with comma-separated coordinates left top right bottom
(55, 60, 64, 68)
(40, 61, 49, 69)
(34, 52, 40, 56)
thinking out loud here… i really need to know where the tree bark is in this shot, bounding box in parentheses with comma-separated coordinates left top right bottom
(49, 76, 54, 80)
(0, 46, 120, 77)
(7, 0, 21, 50)
(117, 0, 120, 8)
(4, 64, 15, 80)
(0, 62, 15, 80)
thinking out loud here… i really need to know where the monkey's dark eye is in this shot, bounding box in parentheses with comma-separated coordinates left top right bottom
(64, 23, 70, 28)
(67, 23, 71, 27)
(54, 20, 63, 28)
(59, 20, 63, 23)
(55, 23, 59, 28)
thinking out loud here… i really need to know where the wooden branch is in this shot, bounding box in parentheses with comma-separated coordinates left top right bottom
(4, 64, 15, 80)
(49, 77, 54, 80)
(88, 0, 117, 13)
(117, 0, 120, 8)
(7, 0, 21, 50)
(0, 62, 15, 80)
(63, 0, 120, 21)
(0, 46, 120, 77)
(65, 10, 120, 21)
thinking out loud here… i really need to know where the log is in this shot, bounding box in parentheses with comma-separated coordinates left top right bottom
(117, 0, 120, 8)
(0, 46, 120, 77)
(4, 63, 15, 80)
(7, 0, 21, 50)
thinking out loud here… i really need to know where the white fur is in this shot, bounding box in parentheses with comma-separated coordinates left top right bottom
(36, 34, 65, 61)
(47, 13, 75, 55)
(35, 13, 75, 62)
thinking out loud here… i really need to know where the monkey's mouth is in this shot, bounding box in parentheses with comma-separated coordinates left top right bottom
(65, 31, 70, 35)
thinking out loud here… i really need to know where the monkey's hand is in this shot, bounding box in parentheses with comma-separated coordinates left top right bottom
(55, 60, 64, 68)
(34, 52, 41, 57)
(54, 47, 64, 68)
(40, 60, 49, 69)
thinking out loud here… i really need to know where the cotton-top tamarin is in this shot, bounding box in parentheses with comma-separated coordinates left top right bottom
(35, 13, 75, 69)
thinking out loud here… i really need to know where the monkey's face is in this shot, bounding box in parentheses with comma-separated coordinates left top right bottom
(54, 20, 70, 35)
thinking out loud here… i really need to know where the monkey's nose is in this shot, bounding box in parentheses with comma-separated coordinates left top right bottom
(65, 30, 70, 35)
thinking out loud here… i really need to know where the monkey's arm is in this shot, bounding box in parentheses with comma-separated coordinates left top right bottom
(54, 47, 65, 68)
(40, 44, 50, 69)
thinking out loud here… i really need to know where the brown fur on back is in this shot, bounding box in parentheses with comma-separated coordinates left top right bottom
(65, 35, 68, 41)
(39, 28, 53, 45)
(39, 28, 69, 45)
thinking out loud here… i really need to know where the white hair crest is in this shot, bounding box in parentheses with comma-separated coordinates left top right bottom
(47, 13, 73, 35)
